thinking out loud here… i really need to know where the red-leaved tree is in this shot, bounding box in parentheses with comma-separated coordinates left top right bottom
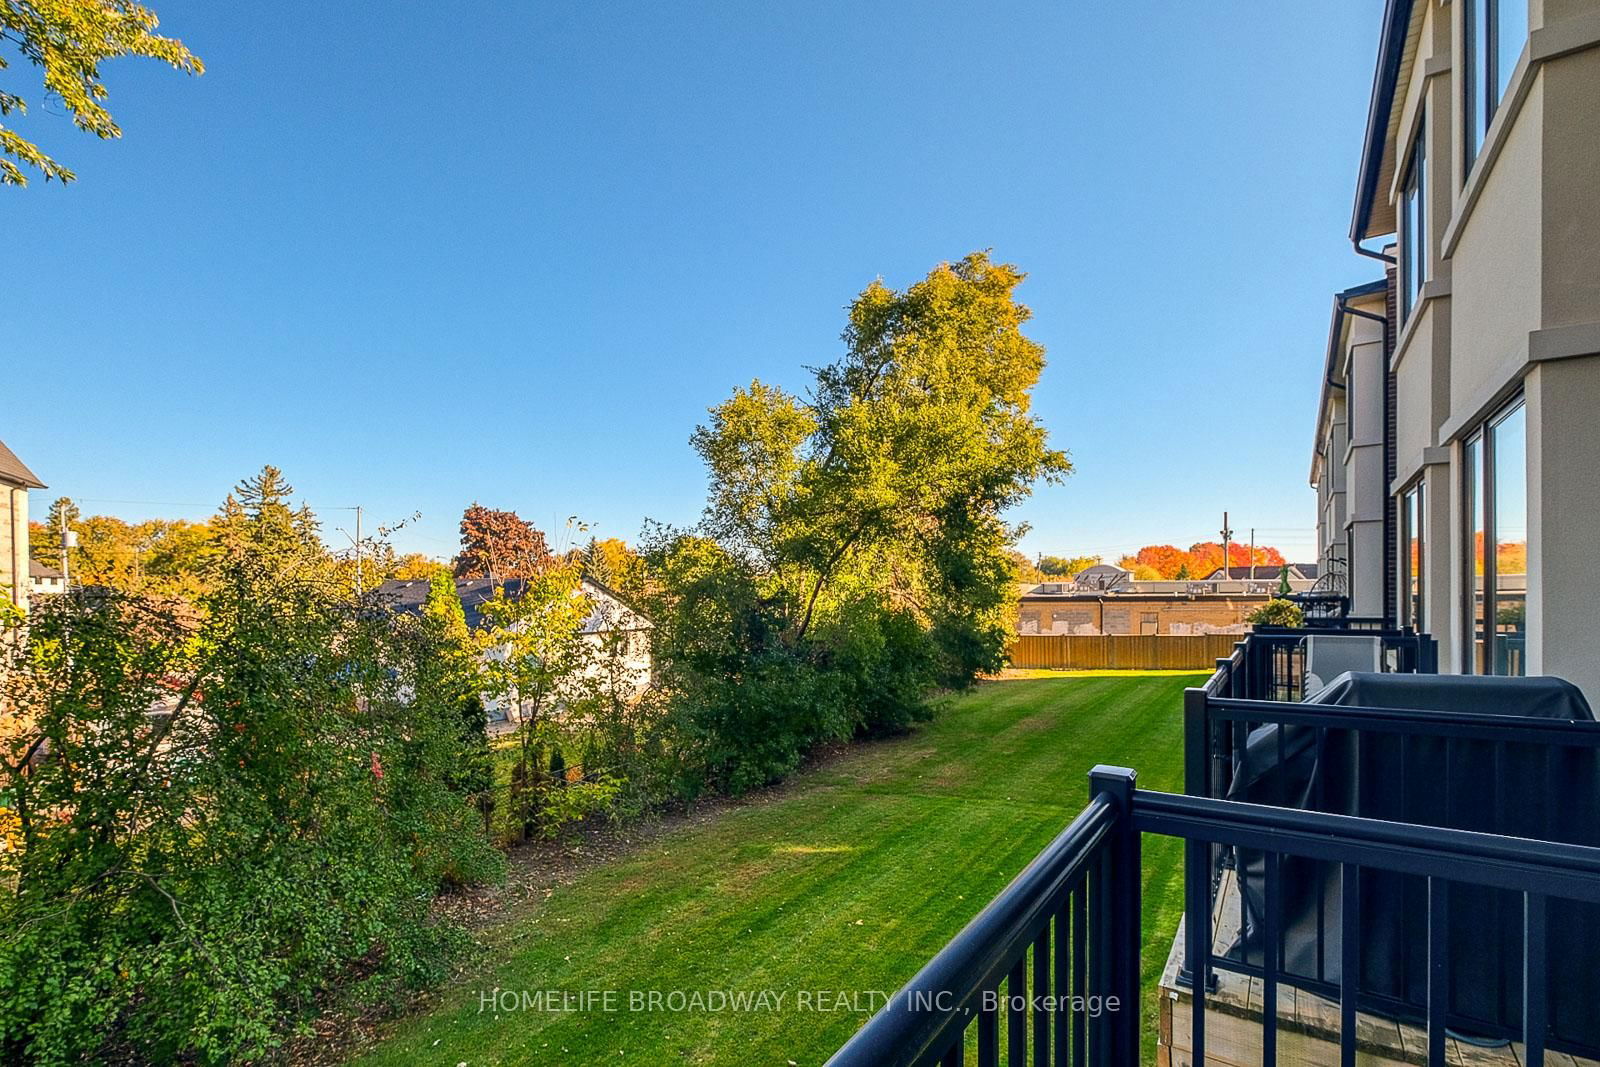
(454, 504, 553, 579)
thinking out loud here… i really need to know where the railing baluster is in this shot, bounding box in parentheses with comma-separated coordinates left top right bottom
(1032, 927, 1049, 1067)
(1088, 854, 1110, 1064)
(942, 1037, 965, 1067)
(1185, 836, 1208, 1067)
(1263, 850, 1279, 1067)
(1524, 891, 1547, 1067)
(1426, 877, 1448, 1067)
(1072, 882, 1086, 1066)
(1008, 959, 1026, 1067)
(1340, 862, 1359, 1067)
(1053, 904, 1069, 1066)
(979, 988, 999, 1067)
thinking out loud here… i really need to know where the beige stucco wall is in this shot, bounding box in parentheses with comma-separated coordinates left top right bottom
(1419, 460, 1457, 670)
(1540, 44, 1600, 329)
(1393, 309, 1440, 478)
(1448, 77, 1545, 418)
(1524, 357, 1600, 700)
(1343, 321, 1389, 621)
(1, 485, 28, 611)
(1369, 2, 1600, 704)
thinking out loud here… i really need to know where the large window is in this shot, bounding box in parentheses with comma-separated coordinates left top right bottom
(1401, 480, 1426, 630)
(1463, 398, 1527, 675)
(1464, 0, 1530, 168)
(1400, 121, 1427, 320)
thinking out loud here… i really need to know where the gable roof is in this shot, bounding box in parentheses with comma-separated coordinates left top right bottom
(0, 437, 45, 489)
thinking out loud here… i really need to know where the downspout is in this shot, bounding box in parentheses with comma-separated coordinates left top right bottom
(1338, 292, 1397, 627)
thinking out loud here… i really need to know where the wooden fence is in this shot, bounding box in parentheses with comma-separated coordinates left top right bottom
(1007, 633, 1243, 671)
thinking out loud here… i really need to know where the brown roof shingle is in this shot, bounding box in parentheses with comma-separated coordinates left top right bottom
(0, 437, 44, 489)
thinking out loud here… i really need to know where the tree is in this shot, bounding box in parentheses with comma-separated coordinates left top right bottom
(1037, 554, 1097, 577)
(646, 252, 1070, 794)
(582, 537, 642, 590)
(0, 467, 502, 1063)
(1128, 544, 1187, 578)
(693, 253, 1068, 660)
(1, 1, 202, 186)
(454, 504, 552, 580)
(391, 552, 449, 582)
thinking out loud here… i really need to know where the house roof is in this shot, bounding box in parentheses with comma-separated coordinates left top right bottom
(374, 576, 650, 634)
(0, 438, 45, 489)
(29, 561, 62, 579)
(1352, 0, 1420, 242)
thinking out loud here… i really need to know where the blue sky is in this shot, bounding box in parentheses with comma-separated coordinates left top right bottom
(4, 1, 1387, 564)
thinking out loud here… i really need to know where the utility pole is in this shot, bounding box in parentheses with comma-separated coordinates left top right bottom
(1250, 528, 1257, 579)
(59, 507, 75, 587)
(354, 505, 363, 595)
(1220, 511, 1233, 581)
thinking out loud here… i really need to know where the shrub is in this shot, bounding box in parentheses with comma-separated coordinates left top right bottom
(1247, 598, 1306, 628)
(0, 472, 503, 1064)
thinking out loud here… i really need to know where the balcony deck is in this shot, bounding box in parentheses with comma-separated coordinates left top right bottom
(1158, 868, 1597, 1067)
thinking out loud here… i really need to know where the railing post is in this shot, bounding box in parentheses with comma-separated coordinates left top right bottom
(1089, 766, 1140, 1065)
(1184, 687, 1209, 800)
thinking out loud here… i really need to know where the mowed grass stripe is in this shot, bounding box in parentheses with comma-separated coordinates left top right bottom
(354, 672, 1198, 1066)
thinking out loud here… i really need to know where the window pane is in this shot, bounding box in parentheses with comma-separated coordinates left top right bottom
(1466, 434, 1486, 672)
(1465, 0, 1489, 165)
(1491, 403, 1527, 675)
(1404, 484, 1425, 630)
(1496, 0, 1528, 105)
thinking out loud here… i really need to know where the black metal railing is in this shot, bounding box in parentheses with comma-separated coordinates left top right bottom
(825, 768, 1140, 1067)
(1209, 626, 1437, 703)
(1186, 630, 1600, 1054)
(829, 767, 1600, 1067)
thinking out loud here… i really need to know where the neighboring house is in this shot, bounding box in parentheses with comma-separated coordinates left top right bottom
(0, 437, 45, 613)
(1311, 0, 1600, 701)
(375, 575, 652, 729)
(29, 561, 65, 599)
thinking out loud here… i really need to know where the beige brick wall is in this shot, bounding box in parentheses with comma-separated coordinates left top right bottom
(1017, 596, 1265, 637)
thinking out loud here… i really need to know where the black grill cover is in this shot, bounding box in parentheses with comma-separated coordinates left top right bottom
(1224, 672, 1600, 1052)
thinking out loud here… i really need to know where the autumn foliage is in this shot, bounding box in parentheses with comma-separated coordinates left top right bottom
(1116, 541, 1287, 580)
(454, 504, 554, 579)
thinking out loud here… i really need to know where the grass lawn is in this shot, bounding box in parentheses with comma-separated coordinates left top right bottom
(353, 671, 1198, 1066)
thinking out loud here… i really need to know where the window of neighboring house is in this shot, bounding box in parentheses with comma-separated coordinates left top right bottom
(1400, 121, 1427, 321)
(1464, 397, 1527, 675)
(1400, 480, 1426, 630)
(1464, 0, 1530, 170)
(1139, 611, 1158, 636)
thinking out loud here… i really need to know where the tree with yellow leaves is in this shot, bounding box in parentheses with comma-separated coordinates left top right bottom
(1, 0, 202, 186)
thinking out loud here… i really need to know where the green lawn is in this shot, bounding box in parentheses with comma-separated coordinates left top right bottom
(354, 671, 1197, 1066)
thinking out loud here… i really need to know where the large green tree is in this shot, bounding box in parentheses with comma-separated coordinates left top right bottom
(1, 0, 202, 186)
(645, 253, 1068, 793)
(689, 251, 1070, 680)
